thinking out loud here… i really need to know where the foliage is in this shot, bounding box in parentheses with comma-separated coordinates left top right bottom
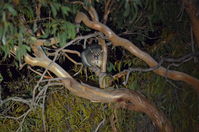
(0, 0, 77, 60)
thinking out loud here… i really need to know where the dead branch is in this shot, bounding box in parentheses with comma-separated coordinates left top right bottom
(75, 12, 199, 92)
(0, 78, 52, 132)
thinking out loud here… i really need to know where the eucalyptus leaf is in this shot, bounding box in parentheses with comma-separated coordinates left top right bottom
(16, 44, 30, 60)
(61, 6, 70, 16)
(0, 74, 3, 83)
(1, 44, 10, 58)
(124, 2, 130, 17)
(107, 62, 114, 72)
(7, 4, 17, 16)
(129, 80, 139, 90)
(50, 4, 57, 17)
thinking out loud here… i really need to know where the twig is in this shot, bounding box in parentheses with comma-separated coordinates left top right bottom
(163, 52, 199, 63)
(120, 52, 199, 85)
(40, 77, 66, 82)
(62, 49, 81, 57)
(94, 118, 105, 132)
(122, 59, 164, 85)
(0, 97, 31, 107)
(190, 26, 198, 62)
(56, 33, 99, 53)
(41, 84, 48, 132)
(16, 109, 32, 132)
(73, 64, 84, 77)
(28, 66, 53, 79)
(63, 53, 82, 65)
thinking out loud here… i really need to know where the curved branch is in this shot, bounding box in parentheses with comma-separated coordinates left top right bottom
(63, 79, 173, 132)
(24, 54, 72, 78)
(75, 12, 199, 92)
(24, 47, 173, 131)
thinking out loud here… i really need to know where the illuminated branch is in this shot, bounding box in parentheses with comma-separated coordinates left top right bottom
(98, 38, 108, 72)
(62, 49, 81, 57)
(75, 12, 199, 92)
(23, 43, 173, 131)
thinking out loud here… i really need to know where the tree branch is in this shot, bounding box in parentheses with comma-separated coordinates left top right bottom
(23, 44, 173, 131)
(75, 12, 199, 92)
